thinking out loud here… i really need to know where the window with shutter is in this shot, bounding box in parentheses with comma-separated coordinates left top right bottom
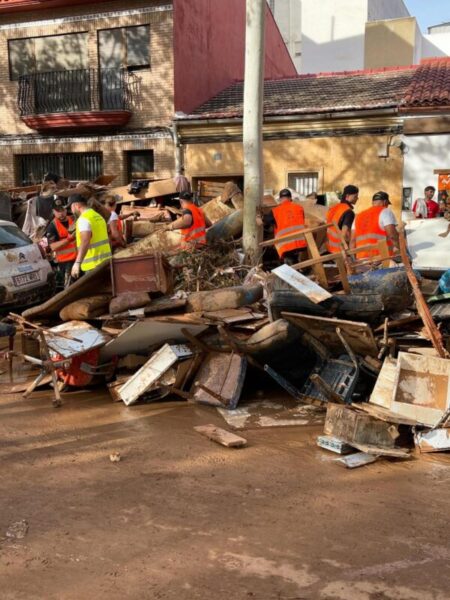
(8, 32, 89, 80)
(98, 25, 150, 70)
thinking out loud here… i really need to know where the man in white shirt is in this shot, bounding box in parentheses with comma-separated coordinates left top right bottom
(352, 191, 399, 260)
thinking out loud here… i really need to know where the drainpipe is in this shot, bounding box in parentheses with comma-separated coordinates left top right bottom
(169, 122, 183, 175)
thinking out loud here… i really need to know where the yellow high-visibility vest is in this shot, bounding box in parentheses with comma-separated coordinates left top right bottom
(75, 208, 112, 272)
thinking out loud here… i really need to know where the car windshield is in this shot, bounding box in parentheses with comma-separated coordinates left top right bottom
(0, 225, 32, 249)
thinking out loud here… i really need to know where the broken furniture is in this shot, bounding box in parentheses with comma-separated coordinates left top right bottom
(111, 252, 173, 296)
(8, 316, 111, 407)
(118, 343, 194, 406)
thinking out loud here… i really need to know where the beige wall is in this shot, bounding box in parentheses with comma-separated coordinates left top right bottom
(0, 135, 174, 188)
(0, 1, 174, 135)
(0, 1, 175, 185)
(365, 17, 416, 69)
(184, 134, 404, 213)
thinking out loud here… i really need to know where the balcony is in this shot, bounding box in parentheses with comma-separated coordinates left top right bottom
(0, 0, 111, 13)
(18, 68, 134, 132)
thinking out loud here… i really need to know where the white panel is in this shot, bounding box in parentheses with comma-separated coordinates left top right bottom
(403, 134, 450, 201)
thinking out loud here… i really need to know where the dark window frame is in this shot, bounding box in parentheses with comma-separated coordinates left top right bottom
(8, 30, 89, 81)
(97, 24, 151, 72)
(126, 150, 155, 180)
(15, 152, 103, 186)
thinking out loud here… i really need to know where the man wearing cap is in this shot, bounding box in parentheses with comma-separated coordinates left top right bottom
(67, 194, 112, 280)
(166, 192, 210, 249)
(326, 185, 359, 253)
(267, 188, 306, 265)
(353, 191, 399, 260)
(45, 198, 77, 289)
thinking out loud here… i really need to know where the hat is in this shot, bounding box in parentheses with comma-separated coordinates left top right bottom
(343, 184, 359, 198)
(179, 191, 193, 201)
(279, 188, 292, 199)
(66, 193, 87, 208)
(372, 191, 391, 204)
(52, 198, 66, 211)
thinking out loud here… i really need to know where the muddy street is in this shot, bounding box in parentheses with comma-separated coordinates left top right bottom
(0, 387, 449, 600)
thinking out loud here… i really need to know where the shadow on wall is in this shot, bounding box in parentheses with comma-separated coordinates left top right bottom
(300, 33, 365, 73)
(261, 134, 404, 212)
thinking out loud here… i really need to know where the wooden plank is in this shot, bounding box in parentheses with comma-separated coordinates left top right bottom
(191, 352, 247, 409)
(272, 264, 332, 304)
(259, 223, 331, 248)
(194, 425, 247, 448)
(304, 231, 328, 289)
(368, 357, 398, 410)
(338, 452, 379, 468)
(283, 312, 378, 357)
(398, 226, 448, 358)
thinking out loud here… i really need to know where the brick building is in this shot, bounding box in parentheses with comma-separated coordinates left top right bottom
(0, 0, 295, 188)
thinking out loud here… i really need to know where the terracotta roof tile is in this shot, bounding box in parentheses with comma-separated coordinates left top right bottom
(183, 60, 450, 120)
(402, 58, 450, 107)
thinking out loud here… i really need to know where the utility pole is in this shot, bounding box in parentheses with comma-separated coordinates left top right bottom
(243, 0, 265, 265)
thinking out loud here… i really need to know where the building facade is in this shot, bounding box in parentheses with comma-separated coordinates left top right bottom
(177, 58, 450, 216)
(0, 0, 295, 188)
(269, 0, 450, 74)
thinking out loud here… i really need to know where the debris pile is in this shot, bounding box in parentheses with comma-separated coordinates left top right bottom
(2, 179, 450, 470)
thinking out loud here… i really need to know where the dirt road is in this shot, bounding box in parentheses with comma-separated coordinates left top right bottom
(0, 386, 449, 600)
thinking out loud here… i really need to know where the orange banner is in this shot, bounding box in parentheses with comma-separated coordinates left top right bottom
(438, 173, 450, 191)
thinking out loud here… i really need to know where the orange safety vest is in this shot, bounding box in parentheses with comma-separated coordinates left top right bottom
(110, 216, 124, 248)
(182, 203, 207, 248)
(272, 200, 306, 258)
(354, 206, 394, 260)
(54, 217, 77, 263)
(326, 203, 352, 254)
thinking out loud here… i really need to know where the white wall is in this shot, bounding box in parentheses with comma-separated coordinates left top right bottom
(270, 0, 302, 72)
(403, 134, 450, 201)
(301, 0, 368, 73)
(422, 33, 450, 58)
(368, 0, 410, 22)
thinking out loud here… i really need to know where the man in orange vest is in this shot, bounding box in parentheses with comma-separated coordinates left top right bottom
(166, 191, 210, 248)
(326, 184, 359, 253)
(353, 191, 399, 260)
(267, 188, 307, 265)
(45, 198, 77, 289)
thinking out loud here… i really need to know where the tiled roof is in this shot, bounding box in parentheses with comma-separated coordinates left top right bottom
(183, 60, 450, 120)
(403, 58, 450, 107)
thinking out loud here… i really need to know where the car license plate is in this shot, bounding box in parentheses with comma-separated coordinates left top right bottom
(13, 271, 40, 287)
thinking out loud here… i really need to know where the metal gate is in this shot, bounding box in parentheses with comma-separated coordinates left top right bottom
(17, 152, 103, 186)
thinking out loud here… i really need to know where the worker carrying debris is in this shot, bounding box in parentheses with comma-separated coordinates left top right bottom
(165, 191, 210, 248)
(45, 198, 77, 289)
(326, 184, 359, 253)
(67, 194, 112, 279)
(268, 188, 307, 265)
(353, 191, 399, 260)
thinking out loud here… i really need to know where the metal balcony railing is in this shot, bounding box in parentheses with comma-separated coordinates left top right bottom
(18, 68, 133, 116)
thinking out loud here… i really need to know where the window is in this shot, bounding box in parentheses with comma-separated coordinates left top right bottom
(8, 32, 88, 80)
(98, 25, 150, 71)
(126, 150, 155, 179)
(16, 153, 103, 186)
(0, 225, 31, 249)
(288, 172, 319, 197)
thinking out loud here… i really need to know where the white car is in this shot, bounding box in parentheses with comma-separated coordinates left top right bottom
(0, 220, 55, 311)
